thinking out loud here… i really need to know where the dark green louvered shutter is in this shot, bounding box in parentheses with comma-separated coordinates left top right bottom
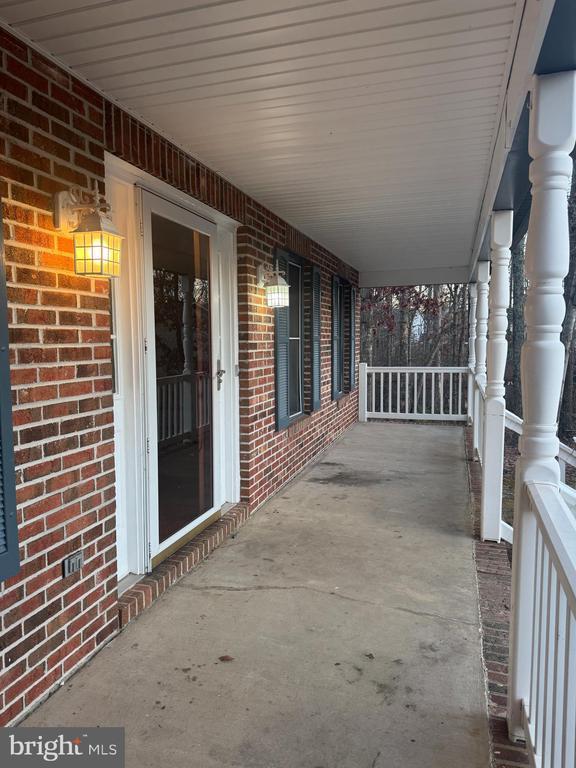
(349, 285, 356, 390)
(311, 268, 321, 411)
(275, 252, 290, 430)
(332, 277, 342, 399)
(0, 214, 19, 582)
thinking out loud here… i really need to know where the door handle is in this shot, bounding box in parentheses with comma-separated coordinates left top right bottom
(216, 368, 226, 390)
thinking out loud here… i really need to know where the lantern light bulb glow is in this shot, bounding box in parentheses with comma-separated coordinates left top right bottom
(53, 183, 123, 279)
(262, 266, 289, 308)
(73, 211, 122, 277)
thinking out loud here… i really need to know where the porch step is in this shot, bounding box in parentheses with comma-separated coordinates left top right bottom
(117, 504, 250, 628)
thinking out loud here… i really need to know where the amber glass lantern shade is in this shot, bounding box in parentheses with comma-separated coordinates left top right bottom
(73, 211, 123, 277)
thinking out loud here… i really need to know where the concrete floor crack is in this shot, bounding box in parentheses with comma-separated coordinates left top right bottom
(175, 582, 379, 607)
(394, 605, 478, 627)
(177, 584, 478, 627)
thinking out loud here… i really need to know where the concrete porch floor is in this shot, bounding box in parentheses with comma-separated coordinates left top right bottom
(23, 423, 489, 768)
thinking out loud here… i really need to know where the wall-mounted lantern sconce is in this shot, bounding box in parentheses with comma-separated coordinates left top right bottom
(53, 182, 123, 278)
(257, 262, 290, 308)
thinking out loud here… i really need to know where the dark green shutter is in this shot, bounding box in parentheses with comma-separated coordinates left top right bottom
(0, 212, 19, 582)
(275, 252, 290, 430)
(311, 268, 321, 411)
(349, 286, 356, 390)
(332, 277, 342, 399)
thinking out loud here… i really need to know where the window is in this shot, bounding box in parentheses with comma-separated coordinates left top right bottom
(349, 286, 357, 390)
(311, 268, 322, 411)
(110, 285, 119, 395)
(0, 210, 19, 582)
(288, 262, 303, 418)
(332, 278, 345, 398)
(332, 277, 357, 399)
(275, 251, 322, 430)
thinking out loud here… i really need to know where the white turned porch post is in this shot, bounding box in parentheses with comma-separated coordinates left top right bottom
(508, 71, 576, 741)
(473, 261, 490, 458)
(481, 211, 513, 541)
(467, 284, 477, 424)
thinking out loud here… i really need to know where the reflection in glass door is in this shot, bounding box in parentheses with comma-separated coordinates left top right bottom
(151, 213, 213, 543)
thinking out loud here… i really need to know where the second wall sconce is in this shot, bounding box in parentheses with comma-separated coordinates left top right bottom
(53, 181, 123, 278)
(257, 262, 290, 308)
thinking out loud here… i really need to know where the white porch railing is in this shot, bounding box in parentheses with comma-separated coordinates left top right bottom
(522, 482, 576, 768)
(157, 375, 186, 444)
(156, 372, 211, 446)
(474, 376, 486, 465)
(505, 409, 576, 486)
(358, 365, 468, 422)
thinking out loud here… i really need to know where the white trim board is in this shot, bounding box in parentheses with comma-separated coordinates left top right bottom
(359, 265, 470, 288)
(106, 153, 240, 575)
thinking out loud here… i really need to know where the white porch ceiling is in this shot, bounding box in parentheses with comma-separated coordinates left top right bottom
(0, 0, 529, 285)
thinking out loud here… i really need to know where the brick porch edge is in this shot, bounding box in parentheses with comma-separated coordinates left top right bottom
(464, 428, 529, 768)
(117, 504, 250, 627)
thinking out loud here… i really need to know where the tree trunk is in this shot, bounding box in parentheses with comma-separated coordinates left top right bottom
(558, 163, 576, 434)
(432, 285, 441, 364)
(509, 241, 525, 417)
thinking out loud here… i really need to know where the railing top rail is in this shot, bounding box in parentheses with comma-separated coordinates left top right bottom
(505, 408, 576, 467)
(157, 374, 187, 384)
(526, 483, 576, 615)
(560, 482, 576, 505)
(527, 481, 576, 616)
(363, 366, 468, 373)
(504, 409, 523, 435)
(559, 441, 576, 466)
(474, 377, 486, 398)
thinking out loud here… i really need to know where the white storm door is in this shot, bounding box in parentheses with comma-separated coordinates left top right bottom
(141, 191, 221, 561)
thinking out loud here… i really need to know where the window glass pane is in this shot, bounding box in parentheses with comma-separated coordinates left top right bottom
(289, 338, 301, 415)
(288, 261, 302, 417)
(110, 285, 119, 395)
(339, 284, 344, 391)
(289, 263, 301, 338)
(151, 214, 213, 543)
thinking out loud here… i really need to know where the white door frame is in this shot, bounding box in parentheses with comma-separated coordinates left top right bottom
(105, 154, 240, 576)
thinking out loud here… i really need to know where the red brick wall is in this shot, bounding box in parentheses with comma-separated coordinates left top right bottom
(0, 30, 117, 725)
(0, 27, 359, 724)
(237, 211, 359, 511)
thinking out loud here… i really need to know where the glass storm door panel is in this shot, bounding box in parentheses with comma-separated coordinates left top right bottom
(151, 213, 213, 543)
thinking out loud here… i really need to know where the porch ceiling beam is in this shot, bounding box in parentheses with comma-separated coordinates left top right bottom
(469, 0, 557, 279)
(358, 265, 470, 288)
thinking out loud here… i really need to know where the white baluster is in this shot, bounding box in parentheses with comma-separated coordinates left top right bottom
(508, 71, 576, 742)
(405, 371, 409, 415)
(440, 372, 444, 415)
